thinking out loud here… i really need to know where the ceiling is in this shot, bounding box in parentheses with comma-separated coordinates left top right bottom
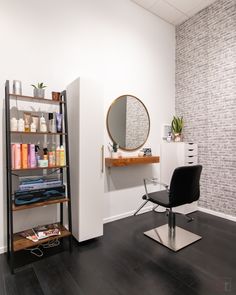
(130, 0, 218, 25)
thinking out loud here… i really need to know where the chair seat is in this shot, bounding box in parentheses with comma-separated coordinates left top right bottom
(142, 190, 171, 207)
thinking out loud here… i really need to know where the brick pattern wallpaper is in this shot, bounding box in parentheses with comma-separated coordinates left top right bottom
(176, 0, 236, 216)
(126, 96, 149, 149)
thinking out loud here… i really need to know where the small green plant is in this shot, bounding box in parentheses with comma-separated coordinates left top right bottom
(171, 116, 183, 134)
(109, 142, 119, 152)
(31, 82, 47, 89)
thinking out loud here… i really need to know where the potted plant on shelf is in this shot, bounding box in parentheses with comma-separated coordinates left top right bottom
(31, 82, 47, 98)
(171, 116, 183, 142)
(109, 142, 119, 158)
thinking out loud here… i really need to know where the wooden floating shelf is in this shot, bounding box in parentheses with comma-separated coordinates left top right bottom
(11, 131, 67, 135)
(9, 93, 65, 104)
(13, 223, 71, 252)
(105, 156, 160, 167)
(12, 165, 68, 171)
(12, 198, 69, 211)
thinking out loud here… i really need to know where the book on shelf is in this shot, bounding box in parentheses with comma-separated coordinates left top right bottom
(20, 223, 61, 242)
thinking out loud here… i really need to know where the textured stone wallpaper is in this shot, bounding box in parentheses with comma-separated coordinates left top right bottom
(176, 0, 236, 216)
(126, 96, 149, 149)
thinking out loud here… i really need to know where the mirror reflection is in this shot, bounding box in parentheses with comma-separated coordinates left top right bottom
(107, 95, 150, 151)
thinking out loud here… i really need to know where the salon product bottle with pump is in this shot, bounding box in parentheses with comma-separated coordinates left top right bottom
(60, 145, 65, 166)
(35, 145, 40, 165)
(40, 114, 47, 132)
(43, 147, 48, 160)
(56, 146, 60, 166)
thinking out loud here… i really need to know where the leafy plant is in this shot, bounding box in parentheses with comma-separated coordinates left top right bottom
(171, 116, 183, 134)
(109, 142, 119, 152)
(31, 82, 47, 89)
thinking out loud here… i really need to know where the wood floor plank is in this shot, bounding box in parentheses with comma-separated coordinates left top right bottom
(33, 256, 84, 295)
(0, 211, 235, 295)
(5, 267, 44, 295)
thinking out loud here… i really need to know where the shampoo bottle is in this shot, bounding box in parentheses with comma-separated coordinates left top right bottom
(35, 145, 40, 165)
(40, 114, 47, 132)
(30, 144, 36, 168)
(11, 144, 15, 169)
(56, 146, 60, 166)
(43, 147, 48, 160)
(48, 151, 53, 167)
(21, 143, 28, 169)
(51, 145, 56, 166)
(60, 145, 65, 166)
(14, 143, 21, 169)
(17, 118, 25, 132)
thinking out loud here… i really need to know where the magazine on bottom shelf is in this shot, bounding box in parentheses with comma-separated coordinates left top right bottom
(20, 223, 61, 242)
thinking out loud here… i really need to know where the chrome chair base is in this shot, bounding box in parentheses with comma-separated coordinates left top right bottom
(144, 224, 202, 252)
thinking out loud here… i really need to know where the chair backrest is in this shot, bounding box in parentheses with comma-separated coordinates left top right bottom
(169, 165, 202, 207)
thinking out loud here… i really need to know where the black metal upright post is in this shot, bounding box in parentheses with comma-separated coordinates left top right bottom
(59, 96, 64, 226)
(62, 90, 73, 252)
(5, 80, 14, 273)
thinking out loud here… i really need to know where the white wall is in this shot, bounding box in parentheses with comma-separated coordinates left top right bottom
(0, 0, 175, 251)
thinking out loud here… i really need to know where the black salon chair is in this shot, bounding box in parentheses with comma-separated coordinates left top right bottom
(134, 165, 203, 251)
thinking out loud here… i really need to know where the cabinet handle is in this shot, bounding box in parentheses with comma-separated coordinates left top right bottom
(101, 145, 104, 173)
(188, 149, 194, 151)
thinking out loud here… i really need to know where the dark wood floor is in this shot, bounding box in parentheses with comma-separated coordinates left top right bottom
(0, 211, 235, 295)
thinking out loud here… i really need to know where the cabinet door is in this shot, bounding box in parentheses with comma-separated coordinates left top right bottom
(67, 78, 104, 242)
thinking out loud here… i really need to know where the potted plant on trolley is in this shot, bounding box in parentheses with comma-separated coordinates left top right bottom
(171, 116, 183, 142)
(31, 82, 47, 98)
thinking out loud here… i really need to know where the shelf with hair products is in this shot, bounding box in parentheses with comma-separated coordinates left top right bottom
(5, 80, 72, 273)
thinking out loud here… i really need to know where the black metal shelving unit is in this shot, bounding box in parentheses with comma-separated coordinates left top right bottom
(5, 80, 72, 273)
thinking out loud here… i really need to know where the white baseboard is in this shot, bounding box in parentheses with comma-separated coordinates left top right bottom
(103, 205, 153, 224)
(198, 207, 236, 222)
(103, 206, 236, 224)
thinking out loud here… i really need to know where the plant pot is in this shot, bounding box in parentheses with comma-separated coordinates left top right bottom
(52, 91, 60, 101)
(174, 133, 182, 142)
(34, 88, 45, 98)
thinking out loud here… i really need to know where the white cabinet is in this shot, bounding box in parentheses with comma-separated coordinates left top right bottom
(160, 142, 198, 214)
(67, 77, 104, 242)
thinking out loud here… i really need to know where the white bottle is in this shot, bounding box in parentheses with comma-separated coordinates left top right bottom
(40, 114, 47, 132)
(30, 122, 36, 132)
(17, 118, 25, 132)
(11, 117, 18, 131)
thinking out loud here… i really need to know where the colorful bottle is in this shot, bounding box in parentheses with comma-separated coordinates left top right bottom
(56, 146, 60, 166)
(35, 145, 40, 165)
(11, 144, 15, 169)
(43, 147, 48, 160)
(21, 144, 28, 169)
(51, 145, 56, 166)
(14, 143, 21, 169)
(60, 145, 65, 166)
(29, 144, 36, 168)
(48, 151, 54, 167)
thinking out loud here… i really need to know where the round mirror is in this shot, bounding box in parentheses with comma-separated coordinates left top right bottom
(106, 95, 150, 151)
